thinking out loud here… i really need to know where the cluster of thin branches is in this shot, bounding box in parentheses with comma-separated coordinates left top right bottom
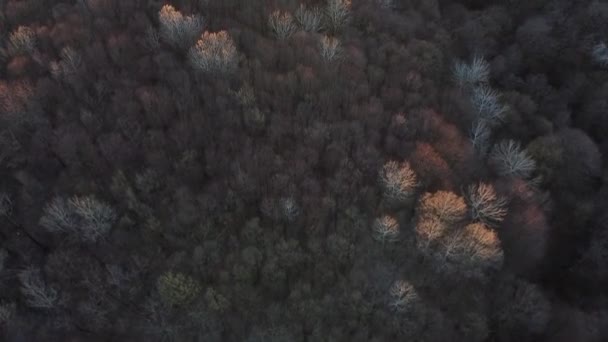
(465, 183, 508, 227)
(266, 1, 349, 66)
(415, 217, 447, 251)
(269, 0, 350, 38)
(268, 10, 298, 40)
(319, 35, 343, 64)
(452, 56, 489, 90)
(324, 0, 351, 33)
(490, 140, 536, 179)
(438, 223, 504, 274)
(452, 56, 511, 157)
(40, 195, 117, 243)
(295, 4, 323, 32)
(388, 280, 419, 313)
(415, 191, 467, 258)
(415, 194, 504, 275)
(50, 47, 83, 80)
(591, 42, 608, 67)
(279, 197, 300, 223)
(158, 5, 204, 50)
(18, 267, 59, 309)
(470, 119, 491, 156)
(372, 215, 400, 244)
(417, 191, 468, 225)
(189, 31, 238, 75)
(7, 26, 36, 56)
(379, 160, 418, 205)
(471, 86, 508, 125)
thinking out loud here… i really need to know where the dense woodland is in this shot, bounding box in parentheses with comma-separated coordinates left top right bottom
(0, 0, 608, 340)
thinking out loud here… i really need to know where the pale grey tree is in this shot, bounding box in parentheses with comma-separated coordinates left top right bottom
(40, 195, 117, 243)
(591, 42, 608, 67)
(470, 119, 491, 156)
(471, 86, 508, 125)
(39, 197, 77, 234)
(452, 56, 490, 89)
(18, 267, 59, 309)
(324, 0, 351, 33)
(268, 10, 297, 40)
(372, 215, 400, 244)
(50, 46, 83, 80)
(388, 280, 419, 313)
(490, 140, 536, 179)
(69, 196, 117, 242)
(465, 183, 508, 227)
(279, 197, 300, 223)
(295, 4, 323, 32)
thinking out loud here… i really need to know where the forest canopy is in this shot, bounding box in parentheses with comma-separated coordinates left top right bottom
(0, 0, 607, 341)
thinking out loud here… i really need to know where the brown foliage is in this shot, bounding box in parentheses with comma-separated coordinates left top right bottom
(409, 142, 454, 190)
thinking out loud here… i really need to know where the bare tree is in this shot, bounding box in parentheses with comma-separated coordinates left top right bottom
(490, 140, 536, 179)
(158, 5, 204, 50)
(50, 46, 83, 80)
(279, 197, 300, 223)
(417, 191, 467, 225)
(18, 267, 59, 309)
(295, 4, 323, 32)
(69, 196, 117, 242)
(471, 86, 508, 125)
(39, 197, 77, 234)
(40, 195, 117, 243)
(452, 56, 489, 90)
(268, 10, 297, 40)
(379, 160, 418, 205)
(591, 42, 608, 67)
(465, 183, 508, 227)
(319, 35, 343, 63)
(324, 0, 351, 33)
(415, 217, 447, 251)
(372, 215, 400, 244)
(388, 280, 419, 313)
(8, 26, 36, 56)
(438, 223, 504, 274)
(189, 31, 238, 75)
(470, 119, 491, 156)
